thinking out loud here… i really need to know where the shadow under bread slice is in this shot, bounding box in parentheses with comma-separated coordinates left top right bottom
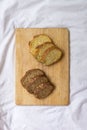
(29, 34, 52, 56)
(41, 46, 63, 65)
(35, 42, 54, 62)
(34, 82, 55, 99)
(21, 69, 45, 89)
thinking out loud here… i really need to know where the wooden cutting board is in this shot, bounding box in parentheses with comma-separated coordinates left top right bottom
(15, 28, 70, 105)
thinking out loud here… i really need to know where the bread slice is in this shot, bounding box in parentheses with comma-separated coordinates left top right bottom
(21, 69, 55, 98)
(21, 69, 45, 89)
(29, 34, 52, 55)
(34, 82, 54, 99)
(44, 47, 62, 65)
(27, 76, 49, 94)
(40, 46, 56, 62)
(36, 42, 54, 62)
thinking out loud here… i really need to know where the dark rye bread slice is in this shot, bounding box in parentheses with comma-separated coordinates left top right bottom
(21, 69, 45, 89)
(21, 69, 55, 99)
(26, 76, 49, 94)
(34, 82, 54, 99)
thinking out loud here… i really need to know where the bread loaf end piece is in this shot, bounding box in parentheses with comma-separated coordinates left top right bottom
(36, 42, 54, 62)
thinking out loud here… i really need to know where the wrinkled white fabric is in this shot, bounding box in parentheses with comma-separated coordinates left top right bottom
(0, 0, 87, 130)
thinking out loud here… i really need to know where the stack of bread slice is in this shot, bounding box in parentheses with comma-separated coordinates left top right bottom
(29, 34, 62, 65)
(21, 69, 55, 99)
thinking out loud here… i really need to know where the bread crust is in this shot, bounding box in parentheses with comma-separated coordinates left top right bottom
(33, 34, 53, 42)
(36, 42, 54, 49)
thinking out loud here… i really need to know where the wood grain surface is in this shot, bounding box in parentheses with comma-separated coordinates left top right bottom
(15, 28, 70, 105)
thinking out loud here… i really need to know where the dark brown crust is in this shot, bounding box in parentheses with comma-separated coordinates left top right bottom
(25, 69, 45, 77)
(34, 82, 55, 99)
(27, 68, 44, 74)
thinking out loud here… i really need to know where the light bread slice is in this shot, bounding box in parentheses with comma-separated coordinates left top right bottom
(36, 42, 54, 62)
(40, 46, 56, 62)
(43, 47, 62, 65)
(29, 34, 52, 55)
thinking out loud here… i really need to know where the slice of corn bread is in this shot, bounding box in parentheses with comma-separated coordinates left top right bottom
(29, 34, 63, 66)
(44, 47, 62, 65)
(29, 34, 52, 55)
(36, 42, 54, 62)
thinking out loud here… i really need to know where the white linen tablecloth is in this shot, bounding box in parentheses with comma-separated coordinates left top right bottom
(0, 0, 87, 130)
